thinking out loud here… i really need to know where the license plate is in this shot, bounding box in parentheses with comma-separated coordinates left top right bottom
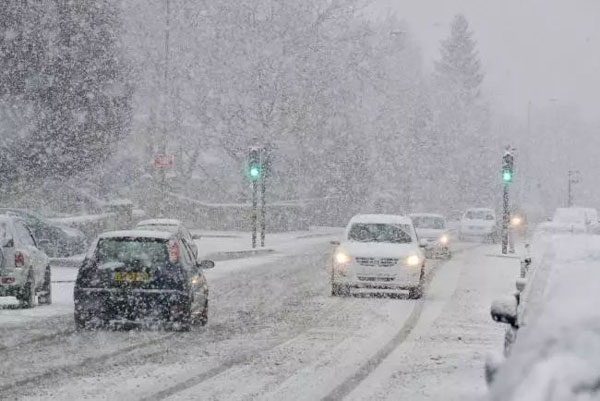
(113, 272, 150, 283)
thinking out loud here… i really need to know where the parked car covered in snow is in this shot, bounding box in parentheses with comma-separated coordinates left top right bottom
(0, 215, 52, 308)
(330, 214, 426, 299)
(459, 208, 499, 242)
(486, 235, 600, 400)
(410, 213, 452, 259)
(0, 208, 88, 257)
(536, 207, 598, 234)
(74, 230, 214, 331)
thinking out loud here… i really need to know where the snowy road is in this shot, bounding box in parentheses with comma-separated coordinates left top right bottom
(0, 238, 519, 401)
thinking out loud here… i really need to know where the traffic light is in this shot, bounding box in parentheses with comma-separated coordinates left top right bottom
(502, 152, 514, 184)
(248, 147, 262, 181)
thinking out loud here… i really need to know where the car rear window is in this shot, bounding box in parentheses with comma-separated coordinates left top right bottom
(348, 223, 413, 244)
(94, 237, 169, 269)
(412, 217, 445, 229)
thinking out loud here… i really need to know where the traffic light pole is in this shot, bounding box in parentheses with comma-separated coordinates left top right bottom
(502, 183, 509, 255)
(251, 180, 258, 249)
(260, 175, 266, 247)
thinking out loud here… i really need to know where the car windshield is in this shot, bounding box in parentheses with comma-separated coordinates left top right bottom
(347, 223, 413, 244)
(412, 217, 445, 229)
(94, 237, 169, 269)
(465, 211, 495, 220)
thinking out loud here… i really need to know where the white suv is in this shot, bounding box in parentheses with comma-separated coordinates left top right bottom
(331, 214, 426, 299)
(0, 215, 51, 307)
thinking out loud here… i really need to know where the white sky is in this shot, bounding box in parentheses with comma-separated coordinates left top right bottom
(372, 0, 600, 122)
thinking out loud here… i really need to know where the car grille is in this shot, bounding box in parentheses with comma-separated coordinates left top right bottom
(355, 257, 399, 267)
(357, 276, 395, 282)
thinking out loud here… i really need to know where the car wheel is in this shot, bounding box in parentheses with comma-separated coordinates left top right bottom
(74, 311, 90, 330)
(17, 271, 35, 308)
(331, 283, 349, 297)
(199, 299, 208, 327)
(408, 285, 423, 299)
(38, 265, 52, 305)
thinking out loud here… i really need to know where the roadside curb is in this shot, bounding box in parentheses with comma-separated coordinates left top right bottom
(205, 249, 275, 262)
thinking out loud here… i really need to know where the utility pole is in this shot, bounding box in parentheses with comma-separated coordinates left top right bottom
(567, 170, 580, 207)
(501, 148, 514, 255)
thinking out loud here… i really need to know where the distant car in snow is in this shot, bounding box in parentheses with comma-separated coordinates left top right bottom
(134, 219, 198, 258)
(0, 208, 88, 258)
(330, 214, 426, 299)
(0, 215, 51, 308)
(74, 230, 214, 331)
(459, 208, 499, 242)
(536, 207, 597, 234)
(410, 213, 452, 259)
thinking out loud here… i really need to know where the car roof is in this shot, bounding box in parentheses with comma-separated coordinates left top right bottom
(136, 219, 182, 227)
(98, 230, 175, 240)
(409, 213, 445, 219)
(465, 207, 494, 212)
(348, 214, 413, 225)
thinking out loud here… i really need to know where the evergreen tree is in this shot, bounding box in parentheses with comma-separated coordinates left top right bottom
(435, 14, 483, 104)
(432, 14, 493, 211)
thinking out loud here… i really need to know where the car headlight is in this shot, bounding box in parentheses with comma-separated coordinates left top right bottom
(439, 235, 449, 245)
(335, 251, 351, 265)
(405, 255, 421, 266)
(510, 216, 522, 227)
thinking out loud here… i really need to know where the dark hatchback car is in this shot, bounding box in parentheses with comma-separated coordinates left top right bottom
(0, 208, 88, 257)
(74, 230, 214, 331)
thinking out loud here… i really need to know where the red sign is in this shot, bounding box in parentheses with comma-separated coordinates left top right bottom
(154, 154, 173, 169)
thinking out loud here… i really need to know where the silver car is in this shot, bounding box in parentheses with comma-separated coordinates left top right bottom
(0, 215, 51, 307)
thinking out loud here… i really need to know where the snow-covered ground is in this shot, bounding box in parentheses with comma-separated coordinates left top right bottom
(0, 234, 521, 400)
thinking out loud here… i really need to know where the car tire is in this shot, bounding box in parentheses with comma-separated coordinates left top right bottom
(17, 271, 35, 308)
(331, 283, 349, 297)
(408, 285, 423, 299)
(199, 299, 208, 327)
(38, 265, 52, 305)
(74, 311, 90, 330)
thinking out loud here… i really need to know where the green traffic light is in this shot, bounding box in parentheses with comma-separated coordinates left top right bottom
(249, 166, 260, 179)
(502, 170, 513, 183)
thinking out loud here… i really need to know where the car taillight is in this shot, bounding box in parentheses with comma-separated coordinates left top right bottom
(168, 240, 179, 264)
(14, 252, 25, 267)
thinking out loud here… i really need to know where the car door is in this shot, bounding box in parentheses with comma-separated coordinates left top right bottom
(13, 220, 48, 284)
(180, 239, 207, 313)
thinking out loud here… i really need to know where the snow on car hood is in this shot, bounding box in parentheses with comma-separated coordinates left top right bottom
(338, 241, 419, 258)
(489, 235, 600, 401)
(415, 228, 446, 239)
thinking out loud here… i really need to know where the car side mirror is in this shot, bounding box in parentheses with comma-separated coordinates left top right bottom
(2, 238, 14, 248)
(39, 239, 52, 248)
(192, 234, 202, 240)
(491, 296, 518, 328)
(419, 239, 428, 248)
(197, 259, 215, 270)
(330, 241, 340, 246)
